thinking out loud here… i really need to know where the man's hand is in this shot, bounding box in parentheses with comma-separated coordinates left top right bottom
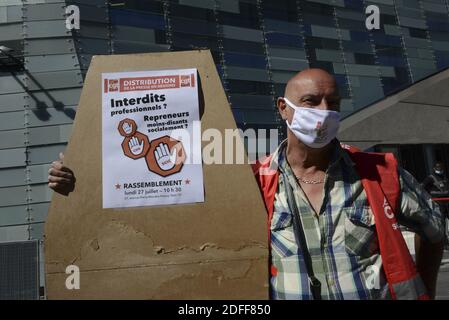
(48, 152, 76, 196)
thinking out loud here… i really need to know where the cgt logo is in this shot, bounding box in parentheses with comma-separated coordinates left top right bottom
(383, 197, 400, 230)
(180, 74, 195, 87)
(383, 197, 394, 219)
(108, 79, 119, 92)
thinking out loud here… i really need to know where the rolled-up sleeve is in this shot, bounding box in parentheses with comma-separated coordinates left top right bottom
(397, 167, 444, 243)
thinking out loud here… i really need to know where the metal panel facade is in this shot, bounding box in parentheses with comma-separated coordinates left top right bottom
(0, 0, 82, 256)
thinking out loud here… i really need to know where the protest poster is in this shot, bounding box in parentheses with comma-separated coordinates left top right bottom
(45, 51, 268, 299)
(102, 69, 204, 208)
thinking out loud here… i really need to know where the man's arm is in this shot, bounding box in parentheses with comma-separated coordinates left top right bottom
(397, 167, 444, 299)
(48, 152, 76, 196)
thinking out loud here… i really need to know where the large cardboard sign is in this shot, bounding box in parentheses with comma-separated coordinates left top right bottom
(44, 50, 268, 299)
(102, 68, 204, 208)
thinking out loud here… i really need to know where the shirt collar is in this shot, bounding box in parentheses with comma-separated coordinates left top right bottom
(330, 139, 356, 169)
(274, 138, 355, 174)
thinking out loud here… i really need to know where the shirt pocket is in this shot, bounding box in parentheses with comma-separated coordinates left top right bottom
(270, 211, 298, 258)
(271, 210, 293, 231)
(344, 205, 379, 258)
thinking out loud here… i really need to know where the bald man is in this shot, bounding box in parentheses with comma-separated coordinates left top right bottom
(49, 68, 444, 300)
(252, 69, 444, 300)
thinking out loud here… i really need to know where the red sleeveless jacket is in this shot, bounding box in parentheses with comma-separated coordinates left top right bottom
(252, 143, 429, 300)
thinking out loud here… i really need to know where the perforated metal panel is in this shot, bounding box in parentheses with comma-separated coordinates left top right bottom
(26, 70, 83, 90)
(24, 38, 75, 56)
(27, 144, 66, 165)
(0, 92, 26, 113)
(67, 0, 105, 6)
(25, 54, 80, 73)
(0, 225, 28, 242)
(28, 163, 51, 184)
(0, 129, 25, 149)
(0, 110, 24, 130)
(25, 88, 81, 109)
(75, 38, 109, 54)
(27, 124, 72, 146)
(0, 75, 26, 95)
(72, 22, 109, 39)
(112, 25, 156, 42)
(1, 5, 22, 24)
(0, 167, 26, 188)
(230, 94, 273, 110)
(24, 20, 71, 38)
(270, 57, 308, 72)
(28, 106, 76, 127)
(222, 25, 264, 42)
(226, 66, 270, 82)
(0, 23, 22, 42)
(113, 41, 169, 54)
(28, 183, 53, 204)
(4, 0, 64, 5)
(0, 148, 26, 169)
(0, 205, 28, 226)
(29, 223, 44, 240)
(0, 185, 27, 207)
(28, 202, 49, 223)
(75, 3, 109, 23)
(0, 240, 39, 300)
(268, 47, 307, 60)
(23, 2, 66, 21)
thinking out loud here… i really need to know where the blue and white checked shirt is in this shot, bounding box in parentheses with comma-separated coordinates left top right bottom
(270, 140, 444, 300)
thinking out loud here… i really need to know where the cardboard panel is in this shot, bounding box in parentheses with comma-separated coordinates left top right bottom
(44, 50, 269, 299)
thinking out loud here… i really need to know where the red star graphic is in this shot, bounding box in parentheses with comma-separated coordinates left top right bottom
(115, 183, 121, 189)
(185, 179, 191, 185)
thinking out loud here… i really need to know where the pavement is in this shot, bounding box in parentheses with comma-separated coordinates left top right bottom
(436, 249, 449, 300)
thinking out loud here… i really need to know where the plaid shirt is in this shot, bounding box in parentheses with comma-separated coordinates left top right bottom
(270, 140, 444, 300)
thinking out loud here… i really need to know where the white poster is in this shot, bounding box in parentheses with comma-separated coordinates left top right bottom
(101, 68, 204, 209)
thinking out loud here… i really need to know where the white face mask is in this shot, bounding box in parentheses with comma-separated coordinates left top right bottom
(283, 97, 340, 148)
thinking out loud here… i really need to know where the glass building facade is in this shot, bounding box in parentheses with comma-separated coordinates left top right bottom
(0, 0, 449, 298)
(105, 0, 449, 132)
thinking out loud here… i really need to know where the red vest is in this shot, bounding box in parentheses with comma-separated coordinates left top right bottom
(252, 144, 429, 300)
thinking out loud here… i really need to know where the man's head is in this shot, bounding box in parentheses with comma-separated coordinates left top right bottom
(278, 68, 341, 148)
(434, 162, 445, 175)
(277, 68, 341, 123)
